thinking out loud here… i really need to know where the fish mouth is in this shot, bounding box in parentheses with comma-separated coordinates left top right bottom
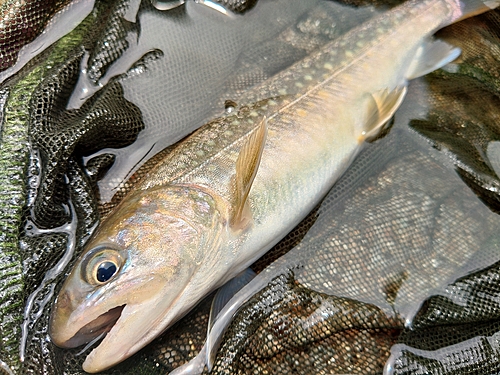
(62, 305, 125, 349)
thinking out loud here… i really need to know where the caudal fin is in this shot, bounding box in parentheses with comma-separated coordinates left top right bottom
(456, 0, 499, 22)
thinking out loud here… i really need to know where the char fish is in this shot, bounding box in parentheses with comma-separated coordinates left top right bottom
(49, 0, 500, 372)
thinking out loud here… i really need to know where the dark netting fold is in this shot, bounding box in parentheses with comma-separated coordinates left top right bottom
(0, 0, 146, 372)
(210, 272, 401, 375)
(410, 10, 500, 213)
(0, 0, 71, 72)
(30, 51, 144, 229)
(86, 0, 140, 84)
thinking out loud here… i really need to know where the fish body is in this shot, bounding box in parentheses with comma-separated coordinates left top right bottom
(49, 0, 499, 372)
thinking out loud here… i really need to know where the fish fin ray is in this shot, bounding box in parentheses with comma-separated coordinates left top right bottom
(360, 86, 407, 143)
(406, 38, 461, 80)
(231, 117, 267, 227)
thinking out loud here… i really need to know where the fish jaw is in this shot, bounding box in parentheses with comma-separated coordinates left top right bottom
(49, 266, 172, 351)
(81, 299, 170, 373)
(50, 253, 200, 373)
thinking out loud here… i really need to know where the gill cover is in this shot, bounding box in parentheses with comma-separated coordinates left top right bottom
(49, 185, 226, 372)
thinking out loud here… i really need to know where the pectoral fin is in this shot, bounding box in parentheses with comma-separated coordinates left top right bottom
(206, 268, 256, 369)
(359, 86, 407, 143)
(208, 268, 257, 332)
(231, 117, 267, 227)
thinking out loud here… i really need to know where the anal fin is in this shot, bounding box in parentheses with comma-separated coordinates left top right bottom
(406, 38, 461, 80)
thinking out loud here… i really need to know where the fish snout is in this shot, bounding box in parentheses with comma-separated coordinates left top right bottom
(50, 287, 126, 349)
(49, 289, 79, 347)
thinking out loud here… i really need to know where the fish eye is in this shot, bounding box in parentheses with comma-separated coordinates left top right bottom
(81, 246, 124, 285)
(96, 261, 118, 283)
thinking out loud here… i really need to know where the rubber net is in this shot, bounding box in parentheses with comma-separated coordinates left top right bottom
(0, 0, 499, 374)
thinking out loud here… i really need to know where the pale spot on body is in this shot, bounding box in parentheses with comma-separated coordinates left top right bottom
(306, 100, 316, 108)
(296, 108, 308, 118)
(317, 90, 330, 100)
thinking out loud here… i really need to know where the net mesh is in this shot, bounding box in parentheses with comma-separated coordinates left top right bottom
(0, 0, 71, 72)
(0, 1, 499, 374)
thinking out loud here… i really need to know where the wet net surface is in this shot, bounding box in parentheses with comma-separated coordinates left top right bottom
(0, 0, 70, 72)
(0, 1, 499, 374)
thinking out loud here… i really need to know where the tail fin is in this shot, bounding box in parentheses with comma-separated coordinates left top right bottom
(455, 0, 499, 22)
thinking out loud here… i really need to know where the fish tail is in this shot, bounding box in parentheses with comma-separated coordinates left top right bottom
(453, 0, 499, 22)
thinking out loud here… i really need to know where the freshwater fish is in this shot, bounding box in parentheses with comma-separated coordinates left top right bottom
(49, 0, 500, 372)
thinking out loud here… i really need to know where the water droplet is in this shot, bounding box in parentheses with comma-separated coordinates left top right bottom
(225, 100, 237, 114)
(151, 0, 186, 11)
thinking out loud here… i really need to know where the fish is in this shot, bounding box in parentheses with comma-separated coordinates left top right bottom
(49, 0, 500, 372)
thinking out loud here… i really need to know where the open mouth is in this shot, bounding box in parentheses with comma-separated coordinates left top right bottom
(64, 305, 125, 348)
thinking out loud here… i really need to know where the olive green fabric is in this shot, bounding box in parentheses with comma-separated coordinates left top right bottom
(0, 1, 499, 375)
(0, 1, 145, 372)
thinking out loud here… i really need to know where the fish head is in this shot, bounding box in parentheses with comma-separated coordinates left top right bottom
(50, 185, 227, 372)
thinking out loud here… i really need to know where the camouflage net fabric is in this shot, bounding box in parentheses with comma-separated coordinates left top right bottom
(0, 1, 499, 375)
(0, 0, 71, 72)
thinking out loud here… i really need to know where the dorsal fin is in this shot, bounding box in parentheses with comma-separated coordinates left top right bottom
(231, 117, 267, 228)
